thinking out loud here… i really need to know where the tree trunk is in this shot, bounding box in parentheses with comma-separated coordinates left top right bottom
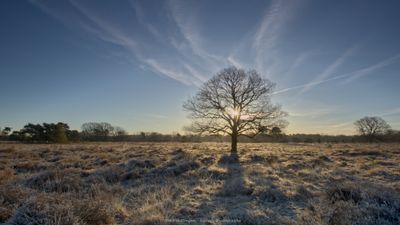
(231, 132, 238, 153)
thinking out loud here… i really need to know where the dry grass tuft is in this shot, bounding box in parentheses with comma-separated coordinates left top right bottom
(5, 194, 116, 225)
(298, 182, 400, 225)
(0, 168, 16, 184)
(24, 169, 83, 192)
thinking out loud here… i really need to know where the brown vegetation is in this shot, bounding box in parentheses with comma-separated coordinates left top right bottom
(0, 142, 399, 224)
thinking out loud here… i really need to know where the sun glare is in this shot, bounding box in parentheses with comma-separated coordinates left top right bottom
(225, 107, 251, 120)
(226, 108, 240, 117)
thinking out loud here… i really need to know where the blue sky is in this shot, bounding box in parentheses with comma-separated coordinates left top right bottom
(1, 0, 400, 135)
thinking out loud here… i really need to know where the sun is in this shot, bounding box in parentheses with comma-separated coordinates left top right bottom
(226, 107, 240, 118)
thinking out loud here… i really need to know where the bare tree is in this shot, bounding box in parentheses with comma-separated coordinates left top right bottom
(183, 67, 287, 153)
(354, 116, 390, 142)
(81, 122, 114, 141)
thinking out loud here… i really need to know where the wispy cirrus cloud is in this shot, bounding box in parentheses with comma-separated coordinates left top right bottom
(251, 0, 303, 75)
(274, 53, 400, 95)
(379, 107, 400, 117)
(273, 73, 348, 95)
(31, 0, 213, 86)
(298, 46, 358, 94)
(343, 54, 400, 84)
(167, 0, 227, 72)
(252, 0, 283, 73)
(227, 56, 244, 68)
(144, 59, 192, 85)
(289, 107, 338, 118)
(284, 51, 315, 78)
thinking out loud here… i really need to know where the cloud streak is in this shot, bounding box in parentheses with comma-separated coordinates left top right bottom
(252, 0, 285, 73)
(343, 54, 400, 84)
(298, 46, 357, 94)
(31, 0, 215, 86)
(275, 53, 400, 95)
(273, 73, 348, 95)
(251, 0, 303, 75)
(379, 107, 400, 117)
(168, 0, 226, 72)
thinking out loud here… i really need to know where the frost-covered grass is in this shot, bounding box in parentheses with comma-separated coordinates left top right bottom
(0, 142, 399, 224)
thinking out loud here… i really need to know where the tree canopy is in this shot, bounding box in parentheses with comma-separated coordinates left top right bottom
(184, 67, 287, 152)
(355, 116, 390, 142)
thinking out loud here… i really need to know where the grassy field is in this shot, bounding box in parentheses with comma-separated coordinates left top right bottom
(0, 142, 399, 225)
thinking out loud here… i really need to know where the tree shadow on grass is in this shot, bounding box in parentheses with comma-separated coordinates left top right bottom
(190, 150, 297, 224)
(192, 151, 258, 224)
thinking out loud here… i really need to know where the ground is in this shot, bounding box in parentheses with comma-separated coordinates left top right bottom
(0, 142, 399, 225)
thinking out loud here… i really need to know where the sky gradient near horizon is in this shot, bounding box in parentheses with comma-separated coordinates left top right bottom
(1, 0, 400, 135)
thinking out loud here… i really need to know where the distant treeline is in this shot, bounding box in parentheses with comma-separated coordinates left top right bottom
(1, 122, 400, 143)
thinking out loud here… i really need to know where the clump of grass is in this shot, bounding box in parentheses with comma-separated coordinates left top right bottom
(326, 184, 362, 203)
(4, 194, 81, 225)
(0, 168, 16, 184)
(298, 182, 400, 225)
(153, 160, 200, 177)
(199, 156, 215, 165)
(292, 185, 314, 202)
(126, 159, 155, 170)
(152, 153, 200, 177)
(218, 177, 254, 197)
(0, 185, 30, 222)
(258, 186, 287, 203)
(218, 154, 239, 165)
(14, 161, 48, 173)
(24, 169, 83, 192)
(250, 154, 279, 164)
(124, 183, 181, 223)
(88, 165, 125, 184)
(5, 194, 116, 225)
(73, 198, 116, 225)
(347, 150, 387, 157)
(197, 167, 227, 180)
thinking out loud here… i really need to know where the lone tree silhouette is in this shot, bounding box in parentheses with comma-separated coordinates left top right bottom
(355, 116, 390, 142)
(184, 67, 287, 153)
